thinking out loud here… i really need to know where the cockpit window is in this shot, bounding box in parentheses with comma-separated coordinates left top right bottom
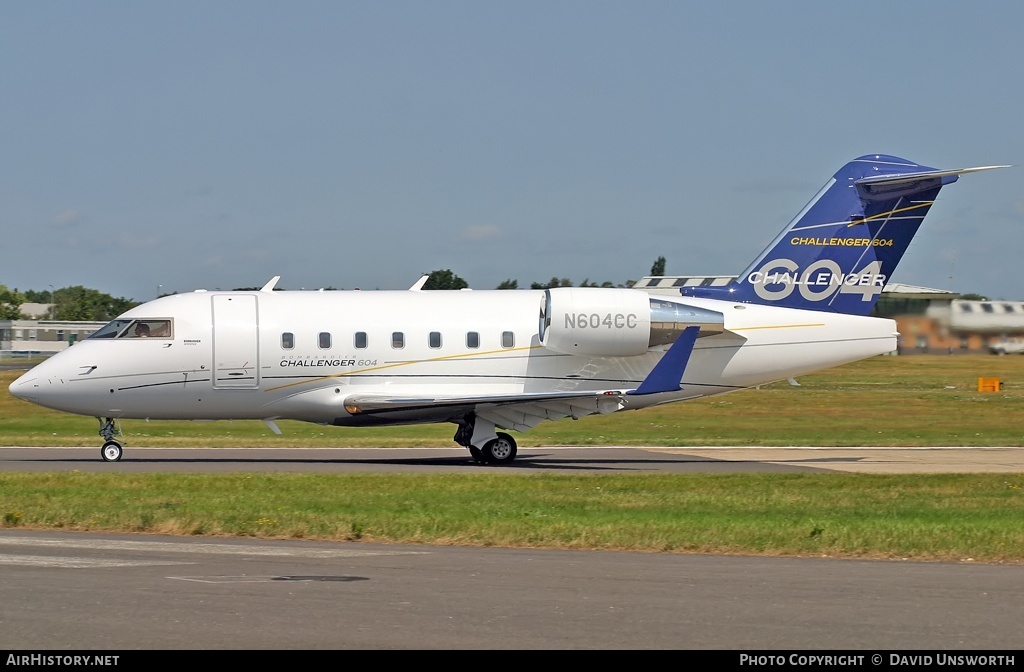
(88, 319, 135, 339)
(124, 319, 172, 338)
(88, 319, 173, 340)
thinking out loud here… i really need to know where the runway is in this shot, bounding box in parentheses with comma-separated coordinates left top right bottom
(1, 446, 1021, 650)
(1, 445, 1024, 473)
(0, 529, 1022, 650)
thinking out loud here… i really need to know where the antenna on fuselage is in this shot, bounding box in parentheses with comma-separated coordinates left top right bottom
(260, 276, 281, 292)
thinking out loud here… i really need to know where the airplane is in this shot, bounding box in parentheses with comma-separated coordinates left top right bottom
(8, 154, 1009, 464)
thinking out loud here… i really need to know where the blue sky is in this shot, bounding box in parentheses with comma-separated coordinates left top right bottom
(2, 1, 1021, 301)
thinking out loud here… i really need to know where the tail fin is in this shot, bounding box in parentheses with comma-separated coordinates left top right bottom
(680, 155, 1008, 315)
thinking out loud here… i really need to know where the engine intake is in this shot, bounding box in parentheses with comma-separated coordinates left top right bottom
(539, 288, 724, 357)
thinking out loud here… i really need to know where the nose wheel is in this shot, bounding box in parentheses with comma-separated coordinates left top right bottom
(101, 441, 123, 462)
(97, 417, 124, 462)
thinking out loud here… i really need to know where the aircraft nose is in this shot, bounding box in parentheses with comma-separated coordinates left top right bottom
(8, 372, 39, 403)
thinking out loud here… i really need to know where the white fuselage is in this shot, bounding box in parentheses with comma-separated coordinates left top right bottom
(9, 288, 897, 429)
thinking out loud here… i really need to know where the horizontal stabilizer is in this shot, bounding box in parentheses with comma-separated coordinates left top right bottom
(855, 165, 1010, 187)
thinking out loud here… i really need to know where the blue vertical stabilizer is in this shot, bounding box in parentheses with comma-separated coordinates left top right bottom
(680, 156, 1007, 315)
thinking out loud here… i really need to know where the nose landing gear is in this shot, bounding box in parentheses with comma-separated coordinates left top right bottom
(97, 417, 123, 462)
(101, 441, 123, 462)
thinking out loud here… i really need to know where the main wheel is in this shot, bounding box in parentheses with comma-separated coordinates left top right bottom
(481, 432, 517, 465)
(469, 446, 485, 463)
(101, 441, 123, 462)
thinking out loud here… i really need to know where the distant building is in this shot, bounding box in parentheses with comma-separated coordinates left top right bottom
(636, 275, 1024, 355)
(633, 275, 733, 293)
(897, 297, 1024, 354)
(18, 303, 54, 319)
(0, 319, 106, 354)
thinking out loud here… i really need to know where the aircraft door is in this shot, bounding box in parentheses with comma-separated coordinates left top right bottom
(212, 294, 260, 389)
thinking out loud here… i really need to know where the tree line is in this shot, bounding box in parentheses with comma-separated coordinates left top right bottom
(0, 285, 138, 321)
(0, 258, 673, 320)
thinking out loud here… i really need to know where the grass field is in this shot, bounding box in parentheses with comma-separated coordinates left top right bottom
(2, 355, 1023, 562)
(3, 354, 1024, 448)
(1, 471, 1022, 563)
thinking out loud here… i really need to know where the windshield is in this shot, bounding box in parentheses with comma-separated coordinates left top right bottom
(88, 319, 134, 339)
(88, 319, 172, 340)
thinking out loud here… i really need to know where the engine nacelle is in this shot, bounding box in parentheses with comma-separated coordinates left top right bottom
(539, 288, 724, 357)
(539, 287, 651, 356)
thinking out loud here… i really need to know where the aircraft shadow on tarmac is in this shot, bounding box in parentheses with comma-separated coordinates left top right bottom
(9, 451, 842, 473)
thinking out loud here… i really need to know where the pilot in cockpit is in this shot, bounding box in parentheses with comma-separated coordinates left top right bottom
(134, 323, 151, 338)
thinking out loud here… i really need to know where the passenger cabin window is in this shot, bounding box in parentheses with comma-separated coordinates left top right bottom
(502, 331, 514, 348)
(392, 332, 405, 349)
(466, 331, 480, 349)
(282, 332, 294, 349)
(318, 332, 331, 349)
(429, 331, 442, 349)
(354, 332, 367, 349)
(981, 303, 994, 313)
(90, 319, 173, 339)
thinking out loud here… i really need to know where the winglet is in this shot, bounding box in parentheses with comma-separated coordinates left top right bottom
(260, 276, 281, 293)
(628, 326, 700, 395)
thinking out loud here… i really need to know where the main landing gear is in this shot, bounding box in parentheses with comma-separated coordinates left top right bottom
(481, 432, 517, 465)
(97, 417, 123, 462)
(454, 415, 518, 465)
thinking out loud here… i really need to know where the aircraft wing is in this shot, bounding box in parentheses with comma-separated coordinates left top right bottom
(342, 326, 704, 431)
(342, 389, 634, 432)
